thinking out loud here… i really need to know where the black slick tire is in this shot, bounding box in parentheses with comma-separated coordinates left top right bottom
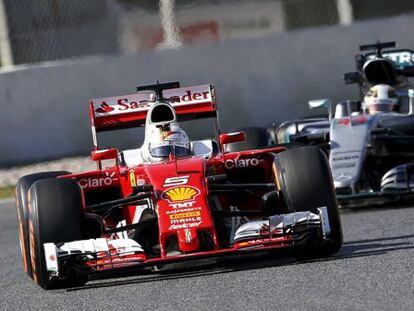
(15, 171, 70, 279)
(273, 146, 342, 258)
(28, 178, 84, 289)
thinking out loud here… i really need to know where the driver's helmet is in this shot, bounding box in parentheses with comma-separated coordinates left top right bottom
(363, 84, 399, 114)
(148, 123, 191, 159)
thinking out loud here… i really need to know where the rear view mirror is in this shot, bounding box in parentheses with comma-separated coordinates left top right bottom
(219, 132, 246, 147)
(91, 148, 118, 162)
(309, 99, 331, 109)
(308, 99, 332, 121)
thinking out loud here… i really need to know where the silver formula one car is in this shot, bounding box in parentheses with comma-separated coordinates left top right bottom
(276, 41, 414, 207)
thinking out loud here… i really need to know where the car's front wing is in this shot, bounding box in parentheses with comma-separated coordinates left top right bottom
(43, 207, 331, 280)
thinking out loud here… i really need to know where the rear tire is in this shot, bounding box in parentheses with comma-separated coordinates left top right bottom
(15, 171, 70, 279)
(28, 178, 85, 289)
(273, 146, 342, 258)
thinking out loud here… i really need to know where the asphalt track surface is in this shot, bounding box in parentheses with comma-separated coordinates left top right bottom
(0, 199, 413, 311)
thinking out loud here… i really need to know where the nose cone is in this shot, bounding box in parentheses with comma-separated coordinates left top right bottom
(177, 228, 200, 253)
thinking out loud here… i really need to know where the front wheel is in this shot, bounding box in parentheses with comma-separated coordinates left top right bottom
(273, 146, 342, 258)
(28, 178, 85, 289)
(15, 171, 70, 279)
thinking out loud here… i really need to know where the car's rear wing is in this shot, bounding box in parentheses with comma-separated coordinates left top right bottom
(361, 49, 414, 72)
(344, 45, 414, 85)
(89, 83, 217, 147)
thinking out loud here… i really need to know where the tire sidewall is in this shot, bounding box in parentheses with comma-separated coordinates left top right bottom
(15, 171, 70, 279)
(28, 186, 49, 288)
(274, 146, 343, 256)
(27, 178, 83, 289)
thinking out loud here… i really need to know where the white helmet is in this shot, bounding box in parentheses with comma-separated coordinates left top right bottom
(141, 102, 190, 162)
(148, 124, 190, 159)
(363, 84, 398, 114)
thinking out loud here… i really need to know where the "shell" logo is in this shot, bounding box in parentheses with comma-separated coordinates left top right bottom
(163, 186, 200, 202)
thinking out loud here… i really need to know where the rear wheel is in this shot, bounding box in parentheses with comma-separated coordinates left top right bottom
(28, 178, 85, 289)
(273, 146, 342, 258)
(15, 171, 70, 279)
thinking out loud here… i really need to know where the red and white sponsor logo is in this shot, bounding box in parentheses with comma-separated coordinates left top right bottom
(170, 217, 202, 224)
(163, 89, 211, 104)
(92, 85, 212, 116)
(95, 102, 115, 113)
(163, 175, 189, 187)
(169, 201, 196, 209)
(78, 172, 117, 189)
(166, 204, 200, 214)
(225, 158, 262, 169)
(168, 222, 202, 230)
(94, 98, 152, 115)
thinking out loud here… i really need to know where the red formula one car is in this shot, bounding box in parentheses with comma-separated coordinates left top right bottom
(16, 82, 342, 289)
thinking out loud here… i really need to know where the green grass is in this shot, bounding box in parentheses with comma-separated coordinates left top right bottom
(0, 185, 15, 199)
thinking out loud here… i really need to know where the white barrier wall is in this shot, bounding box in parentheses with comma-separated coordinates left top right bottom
(1, 13, 414, 165)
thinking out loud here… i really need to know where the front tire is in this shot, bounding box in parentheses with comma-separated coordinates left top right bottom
(273, 146, 342, 257)
(15, 171, 70, 279)
(28, 178, 85, 289)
